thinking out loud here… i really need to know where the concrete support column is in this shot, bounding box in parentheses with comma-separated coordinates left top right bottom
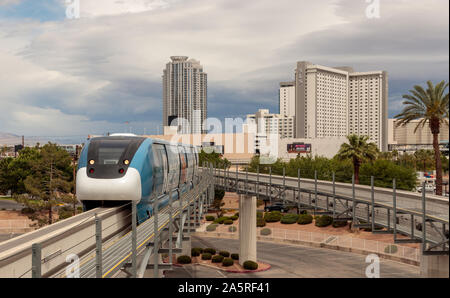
(239, 194, 257, 266)
(420, 254, 449, 278)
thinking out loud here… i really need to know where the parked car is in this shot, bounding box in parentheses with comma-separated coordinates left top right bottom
(417, 184, 435, 193)
(264, 202, 289, 213)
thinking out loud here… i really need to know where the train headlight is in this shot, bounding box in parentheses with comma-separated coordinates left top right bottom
(124, 159, 130, 165)
(89, 160, 95, 165)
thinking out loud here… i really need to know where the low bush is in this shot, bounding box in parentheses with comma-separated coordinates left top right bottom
(219, 251, 230, 258)
(297, 214, 313, 225)
(332, 220, 348, 228)
(205, 215, 215, 221)
(260, 228, 271, 236)
(234, 212, 239, 217)
(201, 253, 212, 260)
(280, 214, 299, 224)
(257, 211, 264, 218)
(212, 255, 224, 263)
(231, 253, 239, 260)
(243, 260, 258, 270)
(214, 217, 230, 224)
(264, 211, 282, 223)
(203, 248, 216, 255)
(191, 248, 203, 257)
(315, 215, 333, 227)
(222, 258, 234, 267)
(58, 210, 73, 220)
(256, 217, 266, 227)
(224, 219, 233, 225)
(299, 210, 308, 215)
(21, 207, 35, 215)
(206, 224, 218, 232)
(230, 215, 239, 221)
(177, 255, 192, 264)
(384, 245, 398, 254)
(228, 226, 237, 233)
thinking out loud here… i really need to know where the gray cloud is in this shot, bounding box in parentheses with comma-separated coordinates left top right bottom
(0, 0, 448, 141)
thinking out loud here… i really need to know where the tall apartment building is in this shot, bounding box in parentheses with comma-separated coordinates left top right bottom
(349, 71, 388, 151)
(279, 82, 296, 117)
(246, 109, 295, 138)
(246, 109, 295, 152)
(294, 61, 388, 151)
(162, 56, 207, 134)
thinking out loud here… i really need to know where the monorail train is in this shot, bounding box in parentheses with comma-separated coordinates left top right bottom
(76, 134, 199, 224)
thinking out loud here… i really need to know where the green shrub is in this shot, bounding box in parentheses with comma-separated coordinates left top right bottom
(297, 214, 313, 225)
(177, 255, 192, 264)
(201, 253, 212, 260)
(206, 224, 218, 232)
(234, 212, 239, 217)
(206, 215, 215, 221)
(191, 248, 203, 257)
(256, 217, 266, 227)
(228, 226, 237, 232)
(264, 211, 282, 223)
(280, 214, 299, 224)
(215, 189, 225, 200)
(384, 245, 398, 254)
(58, 210, 73, 220)
(77, 206, 83, 213)
(203, 248, 216, 255)
(218, 251, 230, 258)
(231, 253, 239, 260)
(257, 211, 264, 218)
(214, 217, 229, 224)
(224, 219, 233, 225)
(230, 215, 239, 221)
(332, 220, 348, 228)
(299, 210, 308, 215)
(260, 228, 271, 236)
(243, 260, 258, 270)
(222, 258, 234, 267)
(21, 207, 35, 215)
(315, 215, 333, 227)
(212, 255, 224, 263)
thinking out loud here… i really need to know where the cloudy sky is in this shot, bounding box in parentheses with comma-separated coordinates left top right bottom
(0, 0, 448, 142)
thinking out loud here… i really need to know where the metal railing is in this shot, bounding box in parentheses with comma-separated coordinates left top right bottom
(204, 225, 420, 263)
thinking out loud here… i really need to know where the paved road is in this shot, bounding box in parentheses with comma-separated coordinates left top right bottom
(0, 199, 24, 211)
(165, 237, 420, 278)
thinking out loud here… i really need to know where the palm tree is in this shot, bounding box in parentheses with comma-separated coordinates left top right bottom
(395, 81, 449, 196)
(337, 134, 379, 184)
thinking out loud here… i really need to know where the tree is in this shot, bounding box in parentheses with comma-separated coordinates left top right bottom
(414, 150, 434, 172)
(395, 80, 449, 195)
(198, 150, 231, 169)
(15, 143, 74, 226)
(0, 147, 40, 195)
(337, 135, 379, 184)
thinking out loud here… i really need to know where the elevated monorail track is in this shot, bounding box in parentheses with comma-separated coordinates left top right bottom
(213, 168, 449, 255)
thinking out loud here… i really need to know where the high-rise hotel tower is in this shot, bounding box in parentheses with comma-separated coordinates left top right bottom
(294, 61, 388, 151)
(163, 56, 207, 134)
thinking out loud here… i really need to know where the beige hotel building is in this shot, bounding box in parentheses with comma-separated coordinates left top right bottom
(295, 61, 388, 151)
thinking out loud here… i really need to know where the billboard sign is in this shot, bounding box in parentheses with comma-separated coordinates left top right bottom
(287, 143, 311, 154)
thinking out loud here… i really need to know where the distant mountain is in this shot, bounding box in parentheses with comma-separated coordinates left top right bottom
(0, 132, 87, 146)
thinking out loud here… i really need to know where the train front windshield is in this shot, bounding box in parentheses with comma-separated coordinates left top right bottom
(97, 140, 130, 165)
(86, 137, 146, 179)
